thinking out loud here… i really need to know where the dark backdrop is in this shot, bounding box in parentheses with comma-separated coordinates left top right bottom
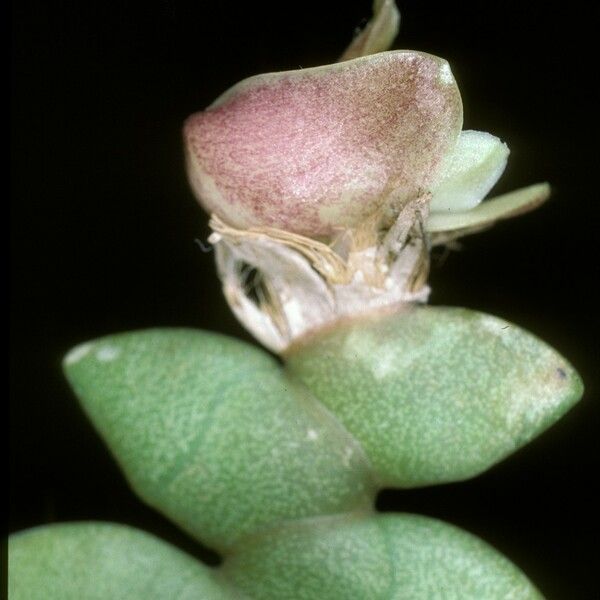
(11, 1, 598, 597)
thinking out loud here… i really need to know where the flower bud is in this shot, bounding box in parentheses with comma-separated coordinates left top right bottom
(183, 21, 550, 353)
(184, 51, 462, 237)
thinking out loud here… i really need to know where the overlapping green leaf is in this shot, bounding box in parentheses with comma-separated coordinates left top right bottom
(224, 513, 542, 599)
(287, 306, 583, 486)
(8, 522, 236, 599)
(63, 329, 373, 551)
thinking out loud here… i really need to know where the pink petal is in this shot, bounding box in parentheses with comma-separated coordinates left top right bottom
(184, 51, 463, 236)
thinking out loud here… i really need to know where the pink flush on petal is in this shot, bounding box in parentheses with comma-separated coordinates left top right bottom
(184, 51, 463, 237)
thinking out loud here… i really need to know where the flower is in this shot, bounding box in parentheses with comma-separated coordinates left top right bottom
(185, 51, 463, 237)
(183, 1, 549, 352)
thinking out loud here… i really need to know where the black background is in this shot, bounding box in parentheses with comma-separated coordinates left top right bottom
(10, 0, 599, 597)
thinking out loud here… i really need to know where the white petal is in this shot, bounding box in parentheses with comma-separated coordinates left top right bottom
(429, 130, 509, 213)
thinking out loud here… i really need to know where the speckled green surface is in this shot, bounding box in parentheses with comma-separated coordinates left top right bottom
(8, 522, 237, 599)
(224, 513, 543, 599)
(62, 328, 374, 551)
(287, 306, 583, 486)
(11, 307, 582, 598)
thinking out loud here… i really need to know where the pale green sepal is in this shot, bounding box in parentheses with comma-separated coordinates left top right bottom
(8, 522, 237, 599)
(63, 329, 374, 551)
(339, 0, 400, 61)
(427, 182, 550, 234)
(223, 513, 542, 599)
(286, 306, 583, 487)
(429, 130, 509, 213)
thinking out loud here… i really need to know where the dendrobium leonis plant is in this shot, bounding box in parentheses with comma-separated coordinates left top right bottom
(10, 2, 582, 599)
(184, 1, 549, 352)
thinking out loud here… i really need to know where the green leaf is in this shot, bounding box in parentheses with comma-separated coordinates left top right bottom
(286, 306, 583, 486)
(223, 513, 543, 599)
(339, 0, 401, 61)
(63, 329, 374, 551)
(8, 522, 235, 599)
(427, 182, 550, 235)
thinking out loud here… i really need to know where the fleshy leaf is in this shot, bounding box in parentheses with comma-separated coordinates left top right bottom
(429, 130, 509, 213)
(286, 306, 583, 486)
(63, 329, 374, 551)
(8, 522, 235, 599)
(223, 513, 542, 599)
(184, 51, 462, 236)
(339, 0, 400, 61)
(427, 182, 550, 234)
